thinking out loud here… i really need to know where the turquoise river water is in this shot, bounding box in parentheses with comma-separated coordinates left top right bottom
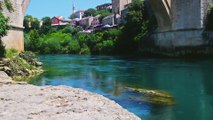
(29, 55, 213, 120)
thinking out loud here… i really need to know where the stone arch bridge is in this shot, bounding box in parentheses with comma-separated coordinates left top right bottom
(1, 0, 213, 51)
(148, 0, 213, 48)
(1, 0, 30, 51)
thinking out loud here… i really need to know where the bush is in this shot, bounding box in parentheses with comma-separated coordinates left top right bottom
(27, 30, 40, 52)
(61, 26, 82, 35)
(80, 44, 90, 54)
(38, 33, 63, 54)
(67, 40, 80, 54)
(115, 0, 156, 54)
(95, 40, 115, 54)
(0, 12, 9, 57)
(5, 49, 18, 58)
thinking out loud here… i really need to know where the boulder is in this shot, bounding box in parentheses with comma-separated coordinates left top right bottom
(35, 61, 43, 66)
(3, 66, 12, 76)
(0, 67, 3, 71)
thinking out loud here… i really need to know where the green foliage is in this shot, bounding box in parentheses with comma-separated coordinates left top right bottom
(0, 12, 9, 57)
(116, 0, 156, 54)
(35, 32, 80, 54)
(39, 17, 52, 35)
(84, 8, 97, 17)
(5, 49, 17, 58)
(61, 25, 82, 35)
(96, 10, 112, 22)
(4, 49, 42, 78)
(19, 51, 39, 66)
(67, 40, 80, 54)
(0, 0, 14, 12)
(0, 12, 9, 38)
(24, 15, 40, 32)
(27, 30, 40, 52)
(24, 0, 155, 56)
(95, 40, 115, 54)
(80, 44, 90, 54)
(38, 32, 63, 54)
(206, 6, 213, 31)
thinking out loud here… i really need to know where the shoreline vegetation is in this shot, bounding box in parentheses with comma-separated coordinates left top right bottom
(0, 49, 43, 81)
(24, 0, 156, 56)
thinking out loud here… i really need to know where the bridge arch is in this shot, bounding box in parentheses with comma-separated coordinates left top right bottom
(148, 0, 172, 32)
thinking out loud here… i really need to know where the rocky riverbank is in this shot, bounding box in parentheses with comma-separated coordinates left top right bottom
(0, 71, 141, 120)
(0, 50, 43, 81)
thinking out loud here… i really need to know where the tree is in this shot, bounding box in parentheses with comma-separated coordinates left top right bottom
(61, 25, 82, 35)
(24, 15, 40, 32)
(206, 6, 213, 31)
(96, 10, 112, 22)
(27, 30, 40, 52)
(83, 8, 97, 17)
(69, 14, 75, 19)
(116, 0, 156, 54)
(39, 17, 52, 35)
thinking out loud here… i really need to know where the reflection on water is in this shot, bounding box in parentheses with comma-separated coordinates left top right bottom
(29, 55, 213, 120)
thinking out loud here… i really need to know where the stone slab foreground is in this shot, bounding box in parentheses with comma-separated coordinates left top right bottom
(0, 72, 141, 120)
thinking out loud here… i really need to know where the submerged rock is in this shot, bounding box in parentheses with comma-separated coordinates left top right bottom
(126, 87, 173, 98)
(126, 87, 175, 106)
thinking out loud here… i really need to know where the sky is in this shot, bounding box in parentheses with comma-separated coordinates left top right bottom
(26, 0, 111, 19)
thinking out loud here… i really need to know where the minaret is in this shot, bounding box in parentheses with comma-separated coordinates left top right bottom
(72, 0, 76, 14)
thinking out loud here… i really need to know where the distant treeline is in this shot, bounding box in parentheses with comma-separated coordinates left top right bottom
(24, 0, 156, 55)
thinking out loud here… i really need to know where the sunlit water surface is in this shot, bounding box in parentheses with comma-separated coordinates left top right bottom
(29, 55, 213, 120)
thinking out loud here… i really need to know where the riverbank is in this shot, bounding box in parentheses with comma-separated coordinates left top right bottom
(0, 50, 43, 81)
(0, 71, 140, 120)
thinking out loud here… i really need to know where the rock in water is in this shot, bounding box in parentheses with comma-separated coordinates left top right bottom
(126, 87, 175, 105)
(35, 61, 43, 66)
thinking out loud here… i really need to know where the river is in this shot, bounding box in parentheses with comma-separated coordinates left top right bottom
(29, 55, 213, 120)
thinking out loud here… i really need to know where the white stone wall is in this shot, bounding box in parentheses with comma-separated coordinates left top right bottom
(1, 0, 25, 27)
(171, 0, 201, 30)
(149, 0, 213, 32)
(112, 0, 132, 15)
(2, 28, 24, 51)
(152, 30, 205, 47)
(102, 15, 114, 25)
(201, 0, 213, 27)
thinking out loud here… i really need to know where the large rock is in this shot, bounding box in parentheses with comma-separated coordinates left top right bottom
(126, 87, 175, 106)
(0, 82, 141, 120)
